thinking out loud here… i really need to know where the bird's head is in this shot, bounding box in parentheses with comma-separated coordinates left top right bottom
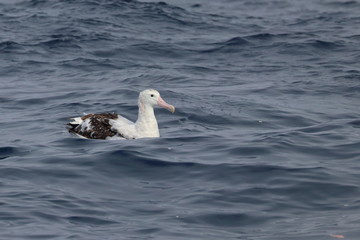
(139, 89, 175, 113)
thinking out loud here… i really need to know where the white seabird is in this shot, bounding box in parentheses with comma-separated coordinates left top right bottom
(68, 89, 175, 139)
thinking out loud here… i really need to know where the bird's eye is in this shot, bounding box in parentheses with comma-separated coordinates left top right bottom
(150, 94, 154, 97)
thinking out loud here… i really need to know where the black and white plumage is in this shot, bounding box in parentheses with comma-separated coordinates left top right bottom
(67, 89, 175, 140)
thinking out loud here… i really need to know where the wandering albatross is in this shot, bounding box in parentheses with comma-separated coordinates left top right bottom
(67, 89, 175, 139)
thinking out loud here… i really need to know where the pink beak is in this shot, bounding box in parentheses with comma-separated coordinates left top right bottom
(157, 96, 175, 113)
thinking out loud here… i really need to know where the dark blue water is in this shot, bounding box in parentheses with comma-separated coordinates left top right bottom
(1, 0, 360, 239)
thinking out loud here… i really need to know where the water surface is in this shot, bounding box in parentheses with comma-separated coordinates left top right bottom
(1, 0, 360, 239)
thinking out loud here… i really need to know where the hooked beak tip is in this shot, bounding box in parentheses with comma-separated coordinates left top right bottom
(170, 105, 175, 113)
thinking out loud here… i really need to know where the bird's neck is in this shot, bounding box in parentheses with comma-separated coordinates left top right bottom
(135, 102, 159, 136)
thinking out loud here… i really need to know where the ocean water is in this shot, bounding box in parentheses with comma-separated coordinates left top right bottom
(1, 0, 360, 239)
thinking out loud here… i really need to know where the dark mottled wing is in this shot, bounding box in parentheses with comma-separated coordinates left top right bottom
(68, 113, 121, 139)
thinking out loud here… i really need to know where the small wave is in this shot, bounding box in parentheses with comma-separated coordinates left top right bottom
(0, 41, 23, 50)
(349, 119, 360, 128)
(182, 212, 272, 227)
(201, 37, 249, 53)
(59, 57, 118, 70)
(244, 33, 277, 40)
(137, 1, 201, 26)
(39, 37, 82, 49)
(0, 147, 18, 160)
(222, 37, 249, 46)
(325, 0, 358, 7)
(66, 215, 117, 225)
(97, 149, 199, 168)
(308, 40, 344, 49)
(16, 97, 47, 105)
